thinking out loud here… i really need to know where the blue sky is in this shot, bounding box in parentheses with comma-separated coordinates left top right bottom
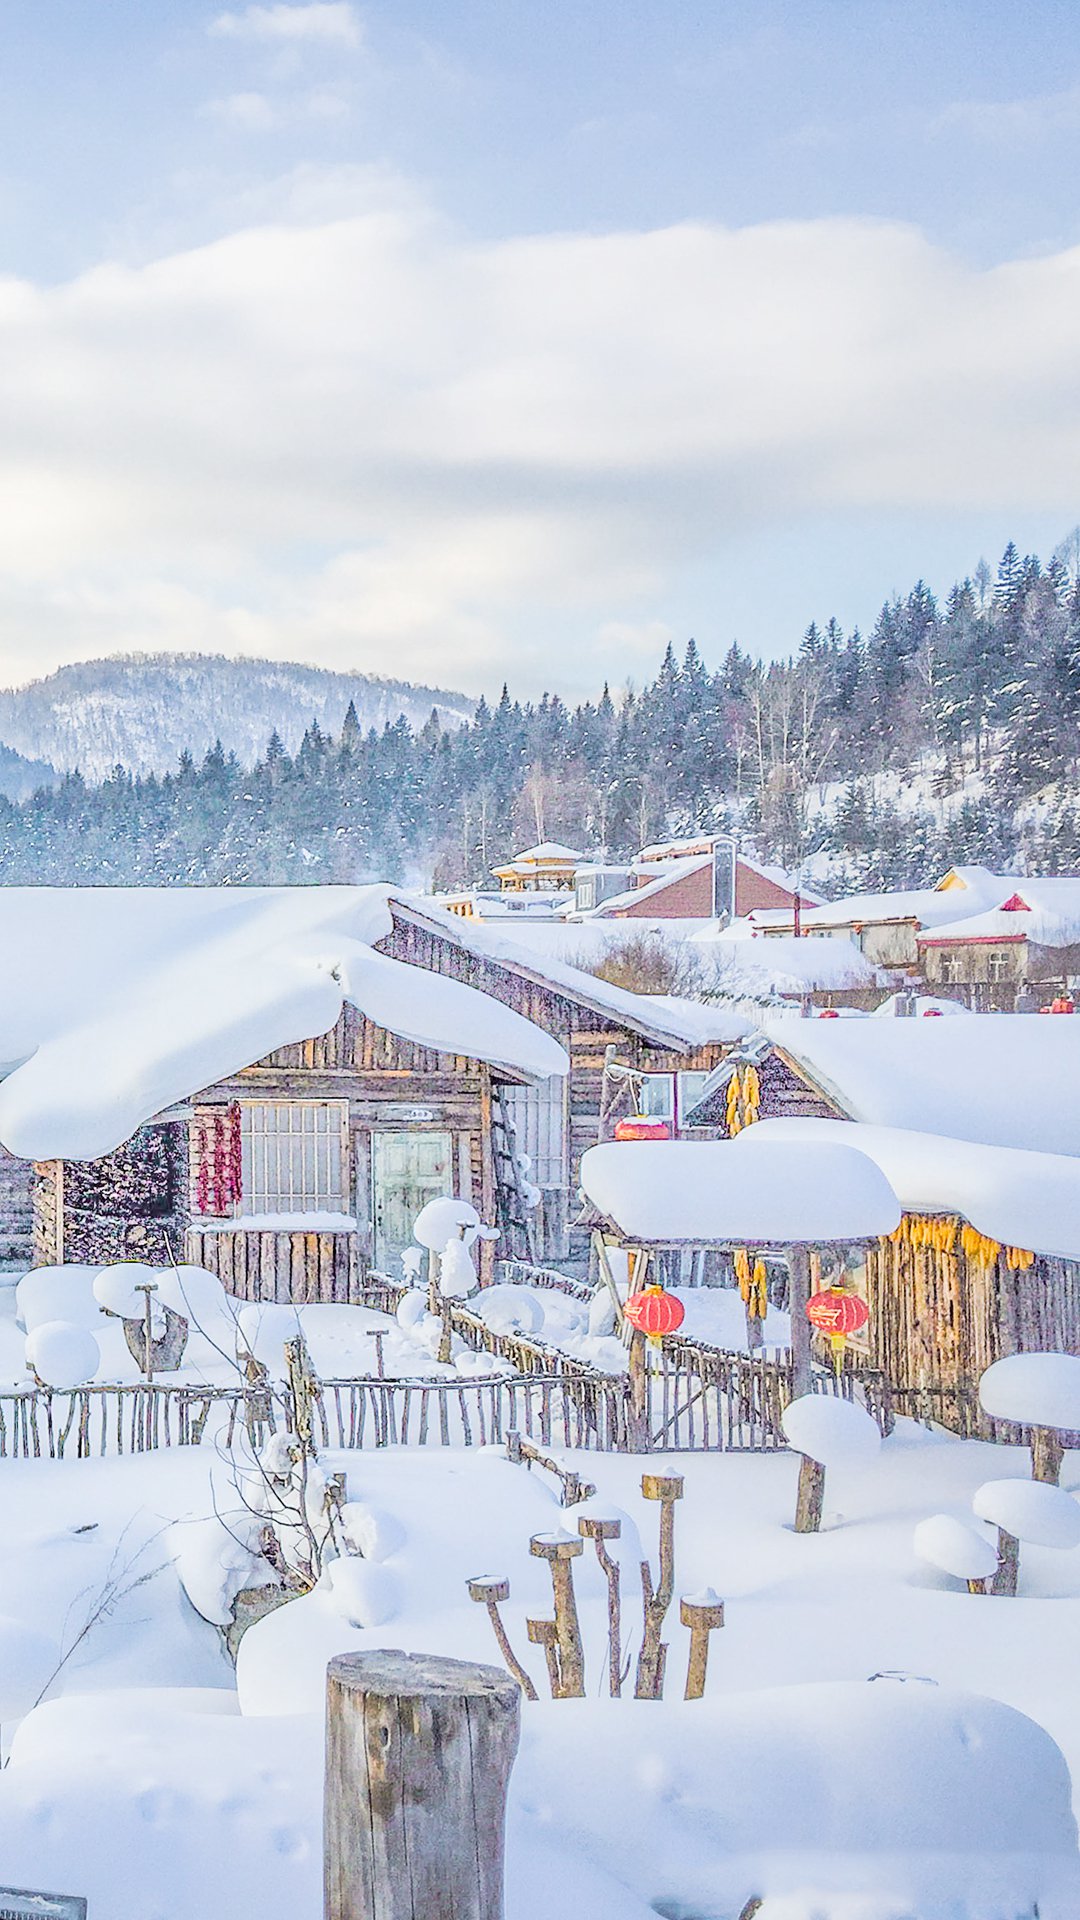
(0, 1, 1078, 696)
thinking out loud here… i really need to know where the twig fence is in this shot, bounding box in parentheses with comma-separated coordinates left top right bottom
(0, 1264, 898, 1464)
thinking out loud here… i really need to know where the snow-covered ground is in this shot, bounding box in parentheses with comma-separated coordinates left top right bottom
(0, 1425, 1079, 1916)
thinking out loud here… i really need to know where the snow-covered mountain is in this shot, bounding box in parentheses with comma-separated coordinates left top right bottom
(0, 654, 473, 780)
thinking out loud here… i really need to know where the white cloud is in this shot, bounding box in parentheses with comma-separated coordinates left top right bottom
(934, 82, 1080, 142)
(0, 194, 1079, 691)
(201, 85, 350, 129)
(208, 4, 361, 49)
(203, 91, 279, 130)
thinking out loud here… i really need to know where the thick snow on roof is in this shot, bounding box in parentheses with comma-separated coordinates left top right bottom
(697, 930, 879, 993)
(592, 855, 709, 915)
(919, 879, 1080, 949)
(402, 899, 754, 1048)
(0, 887, 569, 1162)
(496, 841, 583, 867)
(764, 1011, 1080, 1156)
(742, 1118, 1080, 1262)
(580, 1136, 900, 1243)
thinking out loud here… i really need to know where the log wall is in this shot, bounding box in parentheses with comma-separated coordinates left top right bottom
(186, 1225, 359, 1304)
(867, 1221, 1080, 1436)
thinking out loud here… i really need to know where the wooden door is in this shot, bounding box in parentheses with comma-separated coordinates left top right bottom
(371, 1130, 454, 1277)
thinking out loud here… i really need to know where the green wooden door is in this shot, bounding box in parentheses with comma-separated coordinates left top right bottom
(371, 1130, 455, 1277)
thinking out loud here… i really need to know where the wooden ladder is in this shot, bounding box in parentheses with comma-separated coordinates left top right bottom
(490, 1085, 537, 1263)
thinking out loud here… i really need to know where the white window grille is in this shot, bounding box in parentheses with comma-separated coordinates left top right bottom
(241, 1101, 349, 1215)
(987, 950, 1010, 983)
(500, 1078, 568, 1190)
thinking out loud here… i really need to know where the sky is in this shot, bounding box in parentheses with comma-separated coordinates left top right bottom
(1, 1, 1080, 700)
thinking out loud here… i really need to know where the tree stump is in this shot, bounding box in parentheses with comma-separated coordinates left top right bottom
(325, 1650, 520, 1920)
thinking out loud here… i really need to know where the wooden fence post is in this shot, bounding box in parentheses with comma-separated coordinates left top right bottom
(325, 1650, 520, 1920)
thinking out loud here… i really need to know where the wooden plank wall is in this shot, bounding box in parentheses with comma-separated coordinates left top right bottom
(867, 1223, 1080, 1435)
(187, 1226, 359, 1304)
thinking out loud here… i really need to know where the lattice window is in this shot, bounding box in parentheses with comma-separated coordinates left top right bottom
(240, 1101, 349, 1215)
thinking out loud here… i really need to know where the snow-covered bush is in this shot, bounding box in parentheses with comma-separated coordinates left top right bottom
(25, 1321, 100, 1391)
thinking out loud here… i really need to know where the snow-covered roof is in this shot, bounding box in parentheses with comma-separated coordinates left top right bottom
(494, 842, 583, 868)
(579, 1136, 900, 1244)
(762, 1012, 1080, 1156)
(918, 880, 1080, 949)
(740, 1118, 1080, 1263)
(0, 886, 569, 1163)
(696, 930, 880, 993)
(590, 855, 709, 916)
(396, 898, 755, 1049)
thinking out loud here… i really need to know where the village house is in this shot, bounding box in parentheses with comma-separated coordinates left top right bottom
(917, 879, 1080, 1009)
(0, 887, 747, 1296)
(746, 865, 1015, 971)
(576, 834, 814, 923)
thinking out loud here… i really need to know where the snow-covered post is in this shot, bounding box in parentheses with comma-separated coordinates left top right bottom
(781, 1393, 881, 1535)
(978, 1353, 1080, 1486)
(529, 1530, 585, 1698)
(680, 1588, 724, 1699)
(972, 1479, 1080, 1597)
(325, 1650, 520, 1920)
(913, 1514, 999, 1594)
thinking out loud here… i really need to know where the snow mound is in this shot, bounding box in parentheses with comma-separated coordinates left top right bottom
(973, 1478, 1080, 1548)
(471, 1283, 544, 1338)
(395, 1288, 428, 1333)
(169, 1513, 271, 1628)
(979, 1352, 1080, 1429)
(781, 1392, 882, 1466)
(913, 1514, 999, 1582)
(26, 1320, 100, 1391)
(0, 1616, 59, 1719)
(322, 1556, 398, 1628)
(16, 1263, 101, 1333)
(338, 1503, 406, 1563)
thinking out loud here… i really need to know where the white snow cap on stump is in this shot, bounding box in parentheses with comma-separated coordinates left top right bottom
(412, 1197, 481, 1253)
(93, 1261, 160, 1318)
(979, 1352, 1080, 1430)
(913, 1514, 999, 1582)
(973, 1478, 1080, 1548)
(25, 1320, 99, 1390)
(781, 1392, 882, 1467)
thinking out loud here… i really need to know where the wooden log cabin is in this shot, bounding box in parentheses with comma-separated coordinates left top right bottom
(703, 1090, 1080, 1437)
(10, 888, 747, 1299)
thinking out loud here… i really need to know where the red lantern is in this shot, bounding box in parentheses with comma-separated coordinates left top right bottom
(624, 1283, 685, 1346)
(613, 1117, 672, 1141)
(806, 1287, 869, 1369)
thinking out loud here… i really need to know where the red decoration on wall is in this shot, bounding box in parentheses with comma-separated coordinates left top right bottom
(195, 1105, 244, 1217)
(613, 1117, 672, 1141)
(623, 1283, 685, 1345)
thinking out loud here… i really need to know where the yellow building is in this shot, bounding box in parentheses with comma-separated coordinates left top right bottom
(491, 841, 583, 893)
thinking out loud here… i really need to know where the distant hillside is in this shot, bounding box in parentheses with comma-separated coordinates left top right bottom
(0, 654, 473, 779)
(0, 741, 56, 801)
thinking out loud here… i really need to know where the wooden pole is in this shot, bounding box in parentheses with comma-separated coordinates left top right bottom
(635, 1472, 682, 1700)
(467, 1577, 538, 1700)
(990, 1527, 1020, 1597)
(680, 1591, 725, 1699)
(1032, 1425, 1064, 1485)
(788, 1244, 813, 1398)
(793, 1454, 826, 1533)
(578, 1513, 623, 1696)
(529, 1532, 585, 1698)
(325, 1649, 520, 1920)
